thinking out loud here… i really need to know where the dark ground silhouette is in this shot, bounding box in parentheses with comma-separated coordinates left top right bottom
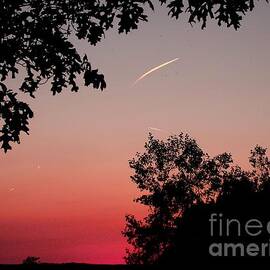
(0, 264, 168, 270)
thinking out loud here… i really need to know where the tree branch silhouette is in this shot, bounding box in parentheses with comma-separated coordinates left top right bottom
(0, 0, 268, 151)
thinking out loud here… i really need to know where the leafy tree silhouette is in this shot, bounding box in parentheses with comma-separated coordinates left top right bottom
(0, 0, 268, 152)
(123, 134, 270, 266)
(22, 256, 40, 265)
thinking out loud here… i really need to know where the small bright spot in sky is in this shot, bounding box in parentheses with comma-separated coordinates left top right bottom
(9, 188, 15, 192)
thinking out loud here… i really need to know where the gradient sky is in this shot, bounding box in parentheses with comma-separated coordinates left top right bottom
(1, 3, 270, 264)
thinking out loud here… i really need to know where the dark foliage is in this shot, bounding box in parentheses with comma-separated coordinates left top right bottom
(22, 256, 40, 264)
(123, 134, 270, 265)
(0, 0, 268, 152)
(160, 174, 270, 266)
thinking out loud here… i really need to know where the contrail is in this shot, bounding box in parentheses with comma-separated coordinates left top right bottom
(148, 127, 163, 132)
(133, 58, 179, 86)
(148, 127, 172, 134)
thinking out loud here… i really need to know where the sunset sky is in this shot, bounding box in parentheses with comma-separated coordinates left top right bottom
(1, 2, 270, 264)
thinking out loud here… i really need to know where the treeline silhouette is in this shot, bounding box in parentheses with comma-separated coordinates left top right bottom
(123, 133, 270, 266)
(0, 263, 160, 270)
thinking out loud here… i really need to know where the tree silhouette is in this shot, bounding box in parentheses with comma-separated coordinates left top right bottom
(123, 134, 270, 265)
(22, 256, 40, 265)
(0, 0, 268, 152)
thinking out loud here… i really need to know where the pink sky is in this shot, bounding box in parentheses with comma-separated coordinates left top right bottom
(1, 3, 270, 264)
